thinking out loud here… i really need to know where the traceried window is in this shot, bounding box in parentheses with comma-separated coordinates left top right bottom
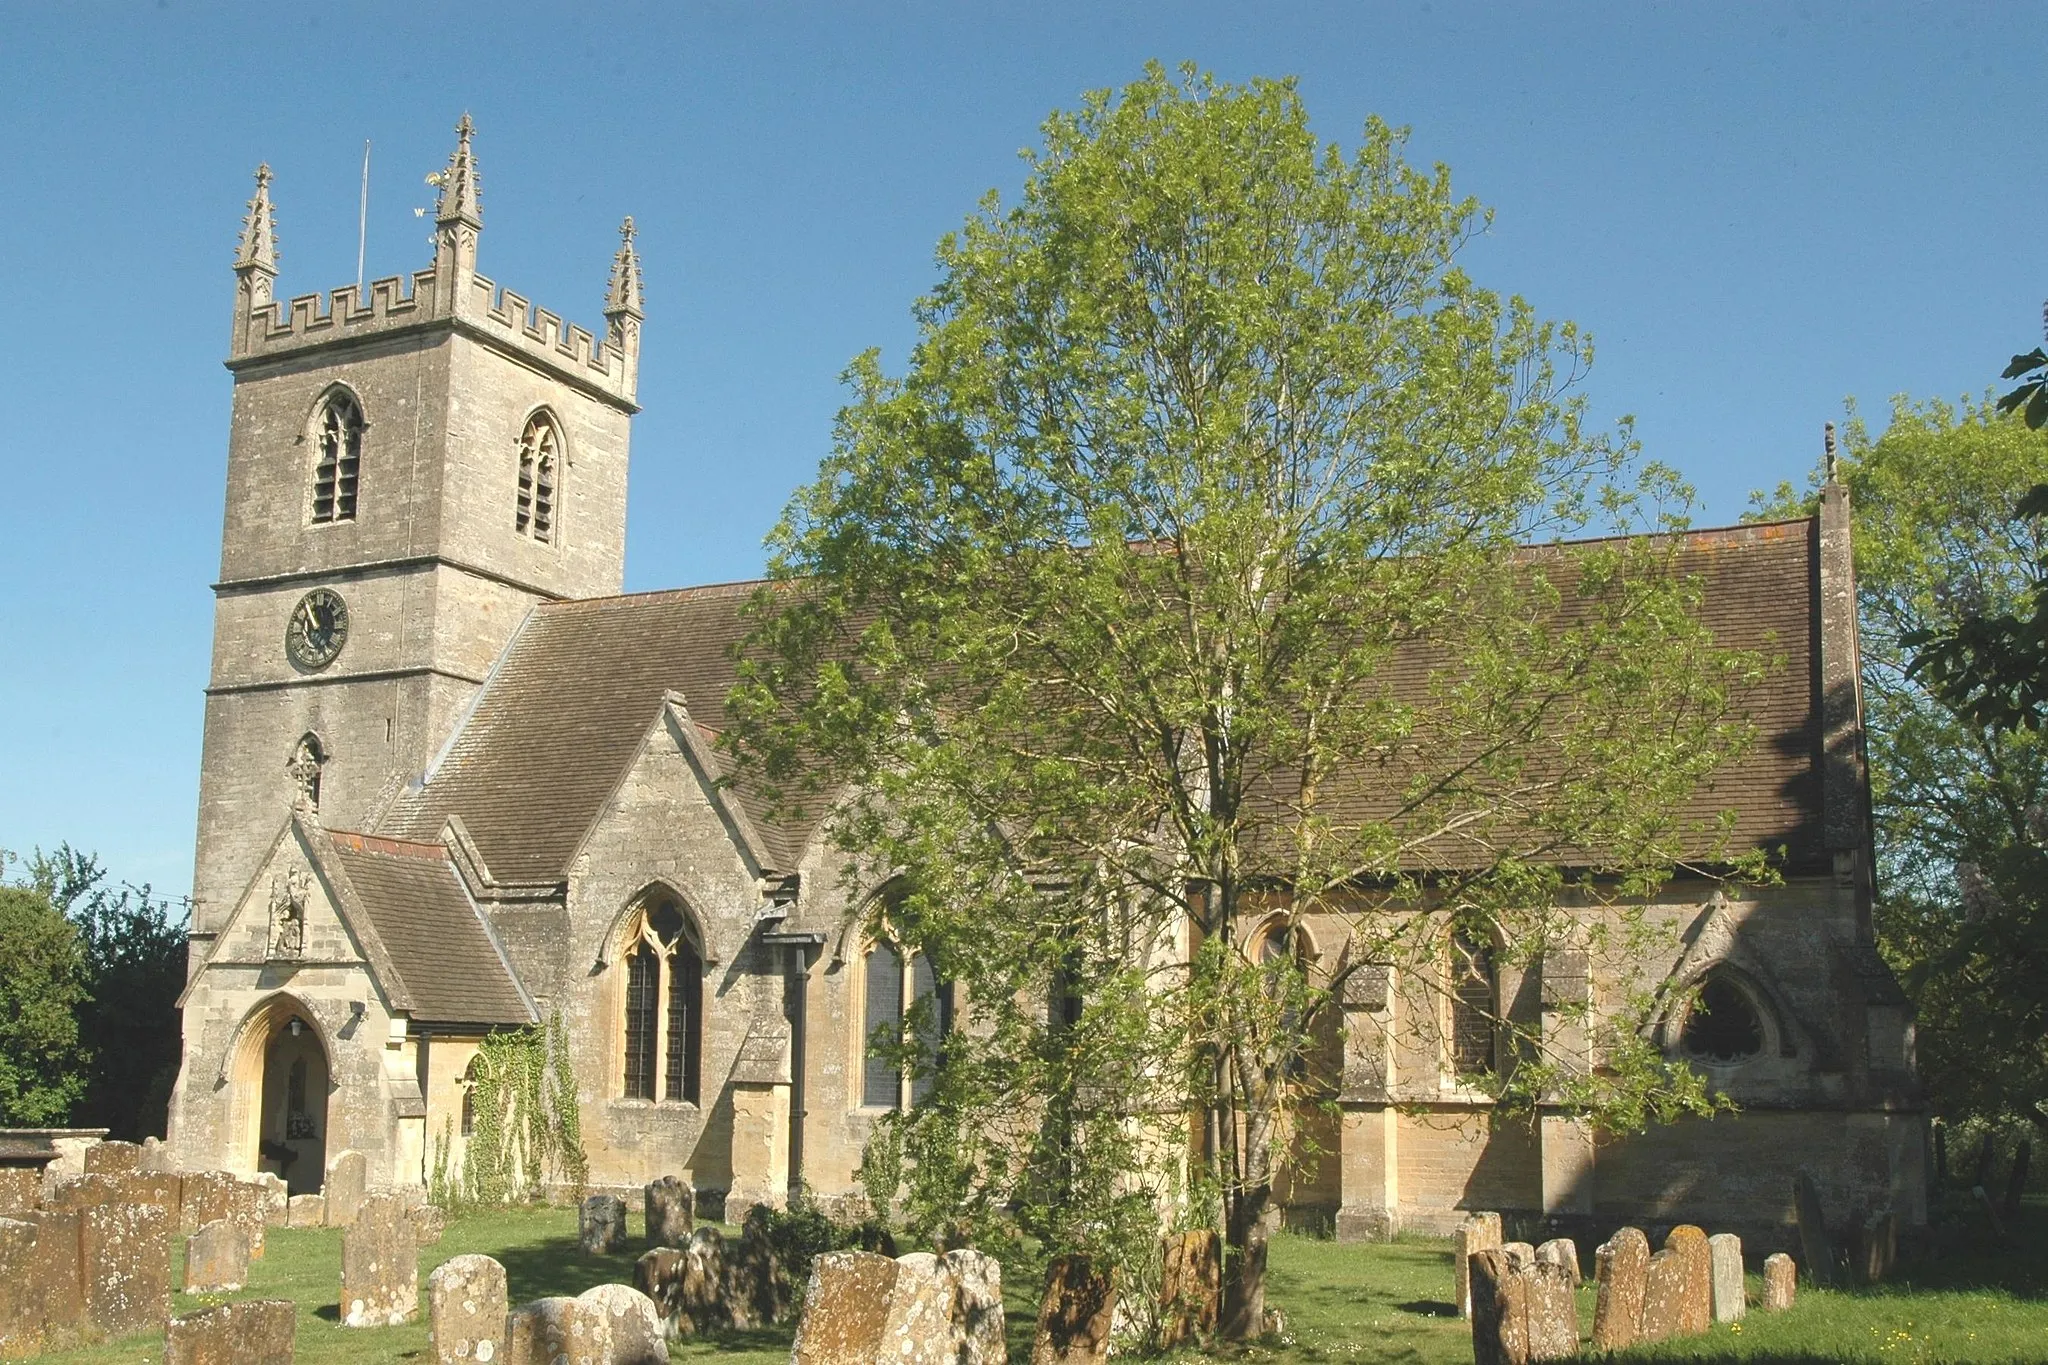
(311, 392, 364, 524)
(1447, 933, 1497, 1079)
(515, 412, 561, 544)
(861, 940, 951, 1111)
(1681, 975, 1765, 1065)
(620, 896, 703, 1103)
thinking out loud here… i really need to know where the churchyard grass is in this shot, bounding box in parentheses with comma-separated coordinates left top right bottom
(21, 1204, 2047, 1363)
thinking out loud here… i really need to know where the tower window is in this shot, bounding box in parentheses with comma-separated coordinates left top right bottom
(515, 413, 561, 544)
(1447, 933, 1497, 1079)
(619, 895, 703, 1103)
(1681, 976, 1766, 1064)
(861, 939, 951, 1111)
(287, 734, 325, 815)
(311, 392, 364, 524)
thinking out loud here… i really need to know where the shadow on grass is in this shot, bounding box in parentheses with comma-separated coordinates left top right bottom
(492, 1232, 647, 1303)
(1393, 1299, 1457, 1318)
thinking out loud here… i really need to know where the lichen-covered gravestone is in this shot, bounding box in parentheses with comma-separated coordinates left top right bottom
(724, 1205, 790, 1327)
(1455, 1212, 1505, 1319)
(428, 1252, 507, 1364)
(1591, 1227, 1648, 1350)
(879, 1252, 953, 1365)
(288, 1193, 326, 1228)
(325, 1150, 368, 1229)
(0, 1169, 36, 1217)
(578, 1194, 628, 1255)
(1709, 1232, 1745, 1323)
(252, 1172, 290, 1228)
(182, 1174, 265, 1259)
(340, 1192, 418, 1327)
(1533, 1238, 1579, 1287)
(790, 1251, 901, 1365)
(645, 1176, 693, 1247)
(1762, 1252, 1797, 1311)
(1031, 1254, 1117, 1365)
(84, 1141, 141, 1176)
(411, 1203, 447, 1247)
(1468, 1247, 1529, 1365)
(939, 1249, 1005, 1365)
(1525, 1260, 1577, 1361)
(25, 1207, 85, 1340)
(507, 1295, 613, 1365)
(0, 1217, 43, 1359)
(163, 1299, 295, 1365)
(1639, 1248, 1687, 1343)
(81, 1196, 170, 1339)
(578, 1282, 667, 1365)
(1664, 1225, 1712, 1336)
(184, 1219, 252, 1294)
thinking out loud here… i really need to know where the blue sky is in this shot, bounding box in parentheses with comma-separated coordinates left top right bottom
(1, 4, 2040, 901)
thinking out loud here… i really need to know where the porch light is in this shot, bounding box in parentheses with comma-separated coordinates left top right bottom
(288, 1016, 305, 1038)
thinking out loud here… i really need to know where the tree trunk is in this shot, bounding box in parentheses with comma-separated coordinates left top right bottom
(1218, 1066, 1274, 1341)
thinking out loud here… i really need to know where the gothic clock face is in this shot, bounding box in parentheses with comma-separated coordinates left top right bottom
(285, 589, 349, 671)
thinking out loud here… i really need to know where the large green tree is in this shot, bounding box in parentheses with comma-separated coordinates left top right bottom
(733, 64, 1761, 1337)
(0, 878, 90, 1125)
(1757, 396, 2048, 1133)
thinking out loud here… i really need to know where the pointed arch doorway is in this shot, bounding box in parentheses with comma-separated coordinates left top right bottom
(229, 994, 330, 1194)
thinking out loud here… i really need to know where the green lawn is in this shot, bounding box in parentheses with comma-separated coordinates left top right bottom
(28, 1205, 2048, 1363)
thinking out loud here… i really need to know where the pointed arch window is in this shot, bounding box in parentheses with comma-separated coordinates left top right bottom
(861, 939, 952, 1111)
(515, 412, 561, 544)
(311, 392, 364, 524)
(287, 733, 325, 815)
(1447, 933, 1497, 1079)
(620, 896, 703, 1103)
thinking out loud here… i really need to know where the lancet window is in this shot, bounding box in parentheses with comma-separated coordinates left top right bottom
(861, 940, 951, 1111)
(620, 896, 703, 1103)
(515, 412, 561, 543)
(310, 392, 364, 524)
(1447, 932, 1498, 1079)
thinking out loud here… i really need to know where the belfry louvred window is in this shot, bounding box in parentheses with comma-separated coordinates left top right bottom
(515, 413, 560, 543)
(311, 392, 364, 523)
(620, 896, 703, 1103)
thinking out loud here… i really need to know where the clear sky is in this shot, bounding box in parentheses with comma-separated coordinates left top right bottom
(1, 4, 2039, 901)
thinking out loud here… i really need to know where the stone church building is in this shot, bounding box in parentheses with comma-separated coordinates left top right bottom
(168, 120, 1926, 1241)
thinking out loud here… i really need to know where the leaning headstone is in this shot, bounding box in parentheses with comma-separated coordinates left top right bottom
(1665, 1225, 1712, 1336)
(1468, 1247, 1529, 1365)
(0, 1218, 42, 1359)
(184, 1218, 252, 1294)
(340, 1192, 418, 1327)
(1158, 1228, 1221, 1347)
(580, 1282, 668, 1365)
(1455, 1211, 1505, 1319)
(578, 1193, 628, 1255)
(1792, 1169, 1836, 1286)
(80, 1196, 171, 1338)
(1762, 1252, 1797, 1311)
(1591, 1227, 1648, 1351)
(645, 1175, 693, 1247)
(428, 1253, 507, 1365)
(1709, 1232, 1745, 1323)
(324, 1150, 368, 1228)
(1639, 1248, 1686, 1343)
(1526, 1260, 1577, 1361)
(0, 1170, 35, 1217)
(791, 1251, 901, 1365)
(84, 1140, 142, 1176)
(163, 1298, 296, 1365)
(288, 1193, 326, 1227)
(507, 1296, 613, 1365)
(1534, 1238, 1579, 1287)
(1031, 1254, 1117, 1365)
(941, 1249, 1006, 1365)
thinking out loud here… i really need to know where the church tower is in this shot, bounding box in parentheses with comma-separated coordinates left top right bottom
(190, 118, 643, 950)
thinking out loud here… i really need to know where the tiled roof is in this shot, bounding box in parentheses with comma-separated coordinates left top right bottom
(321, 832, 534, 1026)
(381, 517, 1831, 885)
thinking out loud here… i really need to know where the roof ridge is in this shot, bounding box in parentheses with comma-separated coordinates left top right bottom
(536, 578, 773, 612)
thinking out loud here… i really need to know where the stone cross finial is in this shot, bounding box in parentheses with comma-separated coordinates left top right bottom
(435, 113, 482, 229)
(606, 216, 644, 321)
(234, 163, 278, 274)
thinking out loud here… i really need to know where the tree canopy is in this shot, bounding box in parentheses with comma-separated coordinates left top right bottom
(0, 880, 89, 1126)
(732, 63, 1766, 1338)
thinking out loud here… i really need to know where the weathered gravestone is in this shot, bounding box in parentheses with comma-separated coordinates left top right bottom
(1793, 1169, 1836, 1286)
(138, 1137, 174, 1174)
(287, 1194, 326, 1228)
(24, 1208, 84, 1341)
(1527, 1260, 1577, 1361)
(1533, 1238, 1579, 1287)
(578, 1194, 628, 1255)
(645, 1176, 693, 1247)
(340, 1192, 418, 1327)
(1158, 1228, 1221, 1347)
(324, 1150, 368, 1229)
(1031, 1254, 1116, 1365)
(80, 1197, 171, 1338)
(1762, 1252, 1797, 1311)
(184, 1219, 251, 1294)
(636, 1240, 725, 1340)
(252, 1172, 290, 1228)
(1501, 1241, 1536, 1273)
(1640, 1249, 1687, 1343)
(1468, 1248, 1529, 1365)
(1854, 1209, 1897, 1284)
(578, 1282, 667, 1365)
(0, 1170, 35, 1218)
(411, 1203, 447, 1247)
(876, 1250, 1006, 1365)
(724, 1206, 790, 1328)
(0, 1218, 42, 1359)
(163, 1298, 295, 1365)
(1454, 1211, 1505, 1319)
(507, 1295, 613, 1365)
(939, 1249, 1006, 1365)
(83, 1141, 141, 1176)
(1665, 1225, 1712, 1336)
(182, 1172, 264, 1257)
(791, 1251, 900, 1365)
(1709, 1232, 1745, 1323)
(1591, 1227, 1648, 1351)
(427, 1253, 507, 1365)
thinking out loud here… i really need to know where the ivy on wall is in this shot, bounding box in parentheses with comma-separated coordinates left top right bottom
(430, 1011, 587, 1208)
